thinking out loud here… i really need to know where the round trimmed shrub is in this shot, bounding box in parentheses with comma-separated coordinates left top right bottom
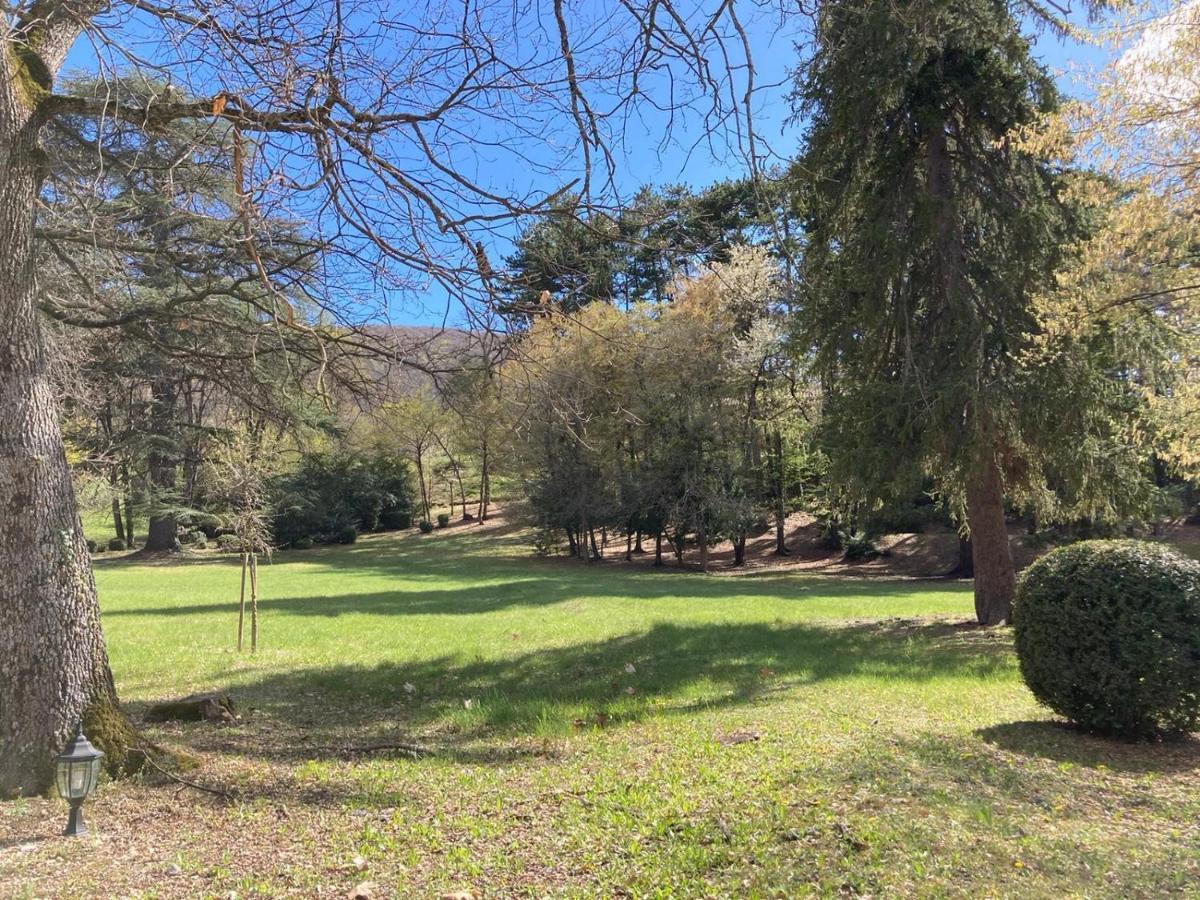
(86, 538, 97, 553)
(1014, 540, 1200, 739)
(336, 525, 358, 545)
(291, 535, 315, 550)
(436, 513, 450, 529)
(107, 537, 126, 552)
(379, 508, 412, 530)
(418, 519, 434, 534)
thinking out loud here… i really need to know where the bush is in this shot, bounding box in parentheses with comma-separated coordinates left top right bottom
(1014, 540, 1200, 739)
(419, 519, 434, 534)
(335, 525, 358, 545)
(216, 534, 241, 552)
(865, 500, 950, 535)
(191, 533, 208, 550)
(291, 535, 315, 550)
(841, 530, 879, 562)
(271, 449, 415, 546)
(436, 512, 450, 529)
(107, 537, 126, 552)
(379, 508, 412, 530)
(86, 539, 97, 553)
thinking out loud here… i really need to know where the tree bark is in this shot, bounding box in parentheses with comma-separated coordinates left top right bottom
(654, 530, 663, 566)
(966, 454, 1015, 625)
(477, 443, 490, 520)
(772, 429, 789, 555)
(0, 78, 138, 795)
(109, 466, 126, 545)
(415, 449, 430, 522)
(145, 512, 178, 551)
(950, 534, 974, 578)
(123, 489, 135, 549)
(144, 377, 179, 551)
(732, 532, 746, 567)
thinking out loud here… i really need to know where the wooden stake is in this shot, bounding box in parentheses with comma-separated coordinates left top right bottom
(238, 551, 247, 652)
(249, 552, 258, 653)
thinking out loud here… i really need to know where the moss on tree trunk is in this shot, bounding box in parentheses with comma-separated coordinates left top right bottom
(82, 692, 146, 780)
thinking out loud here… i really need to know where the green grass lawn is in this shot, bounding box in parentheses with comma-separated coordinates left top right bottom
(4, 524, 1199, 898)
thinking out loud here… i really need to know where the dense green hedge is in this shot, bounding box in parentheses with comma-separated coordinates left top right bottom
(272, 449, 414, 546)
(1014, 540, 1200, 739)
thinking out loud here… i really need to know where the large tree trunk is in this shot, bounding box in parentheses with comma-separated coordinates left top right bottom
(0, 92, 138, 795)
(966, 454, 1015, 625)
(145, 513, 178, 551)
(144, 377, 179, 551)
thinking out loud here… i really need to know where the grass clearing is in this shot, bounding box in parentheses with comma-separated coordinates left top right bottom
(3, 523, 1199, 898)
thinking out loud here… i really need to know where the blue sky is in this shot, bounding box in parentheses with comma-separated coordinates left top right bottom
(57, 3, 1122, 330)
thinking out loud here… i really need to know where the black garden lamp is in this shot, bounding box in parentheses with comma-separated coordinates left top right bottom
(55, 724, 103, 837)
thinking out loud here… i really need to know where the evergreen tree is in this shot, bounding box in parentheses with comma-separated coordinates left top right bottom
(791, 0, 1092, 624)
(40, 76, 331, 551)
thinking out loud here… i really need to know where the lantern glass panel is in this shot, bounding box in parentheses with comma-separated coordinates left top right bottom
(55, 763, 70, 799)
(56, 759, 99, 800)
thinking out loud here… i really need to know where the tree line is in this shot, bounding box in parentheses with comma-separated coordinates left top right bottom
(2, 0, 1196, 798)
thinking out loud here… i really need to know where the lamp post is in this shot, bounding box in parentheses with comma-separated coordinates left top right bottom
(54, 724, 104, 837)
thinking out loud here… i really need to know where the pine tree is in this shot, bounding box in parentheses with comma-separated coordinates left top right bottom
(791, 0, 1085, 624)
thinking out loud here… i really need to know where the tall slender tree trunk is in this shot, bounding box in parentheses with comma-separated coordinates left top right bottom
(654, 530, 664, 566)
(772, 429, 789, 555)
(109, 466, 126, 544)
(0, 85, 138, 795)
(144, 378, 179, 551)
(951, 534, 974, 578)
(123, 489, 135, 549)
(477, 443, 490, 520)
(415, 451, 430, 522)
(966, 453, 1015, 625)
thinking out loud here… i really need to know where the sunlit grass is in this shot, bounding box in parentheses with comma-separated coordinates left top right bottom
(4, 524, 1199, 898)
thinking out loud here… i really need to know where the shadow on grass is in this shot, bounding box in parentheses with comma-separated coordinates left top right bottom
(151, 618, 1014, 764)
(97, 523, 970, 618)
(101, 569, 968, 621)
(977, 721, 1200, 774)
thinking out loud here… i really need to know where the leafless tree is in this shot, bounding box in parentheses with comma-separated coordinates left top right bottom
(0, 0, 789, 794)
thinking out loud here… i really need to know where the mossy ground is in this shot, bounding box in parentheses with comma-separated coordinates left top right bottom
(3, 521, 1199, 898)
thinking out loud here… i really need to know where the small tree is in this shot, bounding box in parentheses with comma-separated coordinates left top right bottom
(207, 431, 276, 653)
